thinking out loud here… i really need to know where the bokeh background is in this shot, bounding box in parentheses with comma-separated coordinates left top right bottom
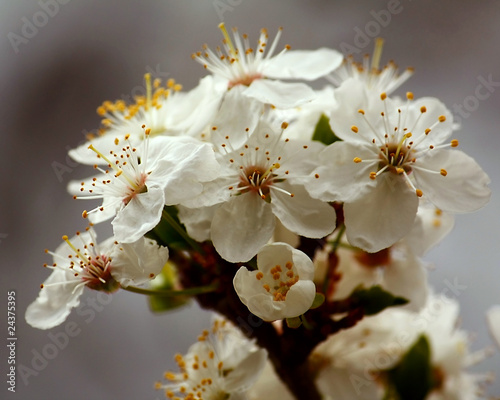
(1, 0, 499, 399)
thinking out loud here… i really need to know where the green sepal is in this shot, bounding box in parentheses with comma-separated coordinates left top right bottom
(310, 292, 325, 309)
(386, 334, 433, 400)
(286, 316, 302, 329)
(311, 114, 341, 145)
(349, 285, 409, 316)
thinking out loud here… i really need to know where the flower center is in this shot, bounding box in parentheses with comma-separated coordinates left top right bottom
(123, 172, 148, 205)
(235, 163, 281, 201)
(61, 234, 119, 293)
(379, 141, 414, 175)
(256, 262, 299, 301)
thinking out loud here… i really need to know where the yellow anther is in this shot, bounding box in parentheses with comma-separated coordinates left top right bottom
(358, 109, 365, 115)
(369, 172, 377, 180)
(380, 92, 387, 100)
(440, 169, 448, 176)
(420, 106, 427, 113)
(351, 125, 359, 133)
(416, 189, 423, 197)
(353, 157, 362, 163)
(451, 139, 459, 147)
(281, 121, 289, 129)
(406, 92, 414, 100)
(438, 115, 446, 122)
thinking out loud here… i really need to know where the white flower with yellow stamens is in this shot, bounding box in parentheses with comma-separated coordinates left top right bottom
(68, 131, 220, 243)
(306, 92, 490, 252)
(68, 75, 201, 164)
(328, 38, 414, 95)
(192, 23, 343, 109)
(155, 316, 267, 400)
(233, 242, 316, 321)
(25, 228, 168, 330)
(182, 120, 336, 262)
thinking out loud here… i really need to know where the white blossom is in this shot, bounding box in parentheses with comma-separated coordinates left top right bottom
(233, 242, 316, 321)
(68, 77, 202, 164)
(156, 316, 267, 400)
(305, 92, 490, 252)
(312, 293, 493, 400)
(183, 119, 336, 262)
(25, 228, 168, 330)
(69, 132, 219, 243)
(192, 23, 342, 109)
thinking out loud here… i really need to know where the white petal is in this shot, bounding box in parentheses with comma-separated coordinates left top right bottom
(393, 96, 454, 146)
(383, 254, 428, 311)
(413, 149, 491, 213)
(25, 269, 84, 330)
(329, 78, 381, 142)
(256, 242, 296, 274)
(282, 280, 316, 318)
(211, 194, 275, 262)
(224, 349, 268, 392)
(111, 237, 169, 286)
(344, 174, 419, 252)
(210, 87, 262, 150)
(177, 204, 218, 242)
(243, 79, 316, 108)
(264, 48, 343, 81)
(404, 204, 455, 256)
(305, 141, 377, 203)
(174, 75, 226, 137)
(486, 305, 500, 349)
(112, 185, 165, 243)
(316, 365, 382, 400)
(271, 184, 336, 238)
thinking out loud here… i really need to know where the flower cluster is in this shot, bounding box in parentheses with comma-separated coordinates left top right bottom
(26, 24, 496, 400)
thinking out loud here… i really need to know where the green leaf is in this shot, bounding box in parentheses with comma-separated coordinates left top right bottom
(149, 293, 190, 313)
(386, 334, 433, 400)
(349, 285, 409, 316)
(286, 316, 302, 329)
(311, 114, 341, 145)
(310, 292, 325, 309)
(145, 205, 186, 248)
(147, 262, 190, 313)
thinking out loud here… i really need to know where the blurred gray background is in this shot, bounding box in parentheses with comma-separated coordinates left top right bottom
(1, 0, 499, 399)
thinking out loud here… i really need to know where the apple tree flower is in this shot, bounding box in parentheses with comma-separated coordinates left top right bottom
(182, 120, 336, 262)
(155, 316, 267, 400)
(305, 92, 491, 252)
(25, 228, 168, 330)
(233, 242, 316, 321)
(68, 76, 200, 165)
(69, 131, 220, 243)
(192, 23, 343, 109)
(312, 293, 493, 400)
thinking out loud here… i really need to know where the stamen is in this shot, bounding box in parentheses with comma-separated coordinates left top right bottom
(371, 37, 384, 71)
